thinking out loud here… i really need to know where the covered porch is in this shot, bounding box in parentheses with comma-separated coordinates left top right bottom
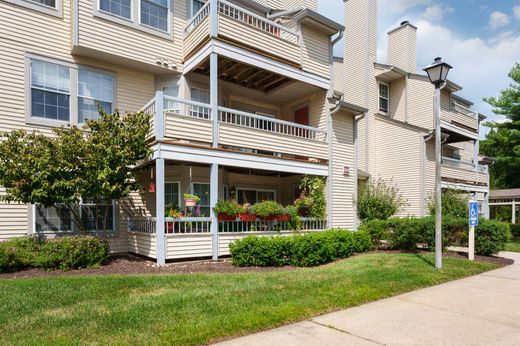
(125, 160, 328, 264)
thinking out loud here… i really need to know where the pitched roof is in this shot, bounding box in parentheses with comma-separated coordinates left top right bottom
(490, 189, 520, 199)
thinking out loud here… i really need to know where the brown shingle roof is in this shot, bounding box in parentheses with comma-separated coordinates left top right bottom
(490, 189, 520, 199)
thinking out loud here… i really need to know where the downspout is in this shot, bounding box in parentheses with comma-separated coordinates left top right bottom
(326, 29, 344, 229)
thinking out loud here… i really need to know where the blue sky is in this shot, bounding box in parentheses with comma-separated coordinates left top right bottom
(317, 0, 520, 127)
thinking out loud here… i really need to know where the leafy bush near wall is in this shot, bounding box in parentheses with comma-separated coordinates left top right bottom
(0, 236, 109, 273)
(357, 178, 406, 222)
(427, 189, 469, 219)
(229, 229, 371, 267)
(360, 217, 511, 256)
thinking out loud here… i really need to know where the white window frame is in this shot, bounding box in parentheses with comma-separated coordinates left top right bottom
(189, 0, 206, 18)
(165, 181, 181, 208)
(97, 0, 133, 22)
(79, 197, 117, 234)
(3, 0, 63, 17)
(138, 0, 171, 34)
(236, 187, 277, 204)
(25, 54, 117, 127)
(378, 82, 389, 114)
(93, 0, 173, 40)
(77, 65, 117, 124)
(190, 182, 210, 215)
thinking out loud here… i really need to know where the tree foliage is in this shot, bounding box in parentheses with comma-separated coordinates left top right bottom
(357, 178, 405, 221)
(480, 63, 520, 189)
(0, 109, 151, 233)
(427, 189, 469, 219)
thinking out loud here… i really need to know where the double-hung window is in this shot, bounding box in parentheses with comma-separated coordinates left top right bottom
(378, 82, 389, 113)
(165, 182, 181, 209)
(80, 197, 115, 233)
(236, 189, 276, 205)
(140, 0, 169, 32)
(30, 59, 71, 122)
(78, 69, 114, 123)
(35, 204, 73, 233)
(99, 0, 132, 19)
(192, 183, 210, 216)
(28, 0, 56, 7)
(190, 87, 210, 119)
(191, 0, 205, 17)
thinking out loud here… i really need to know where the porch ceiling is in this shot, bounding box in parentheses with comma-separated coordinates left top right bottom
(193, 56, 295, 93)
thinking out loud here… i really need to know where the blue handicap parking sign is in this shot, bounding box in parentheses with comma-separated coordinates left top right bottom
(469, 201, 479, 227)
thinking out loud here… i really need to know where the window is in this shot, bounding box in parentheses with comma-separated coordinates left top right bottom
(30, 59, 71, 121)
(80, 197, 115, 233)
(140, 0, 169, 32)
(163, 85, 180, 112)
(35, 204, 72, 233)
(192, 183, 210, 216)
(27, 0, 56, 7)
(99, 0, 132, 19)
(190, 87, 210, 118)
(78, 69, 114, 123)
(379, 82, 389, 113)
(165, 182, 180, 209)
(191, 0, 204, 17)
(236, 188, 276, 204)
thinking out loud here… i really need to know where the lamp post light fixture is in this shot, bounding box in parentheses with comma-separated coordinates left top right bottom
(424, 57, 452, 269)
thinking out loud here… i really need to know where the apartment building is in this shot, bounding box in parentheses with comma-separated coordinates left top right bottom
(334, 0, 490, 218)
(0, 0, 364, 264)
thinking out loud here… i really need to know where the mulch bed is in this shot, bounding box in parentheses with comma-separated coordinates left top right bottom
(0, 250, 513, 279)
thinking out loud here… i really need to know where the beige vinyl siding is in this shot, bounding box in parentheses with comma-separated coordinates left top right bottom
(76, 0, 184, 68)
(388, 78, 406, 122)
(166, 234, 212, 259)
(184, 16, 210, 59)
(0, 188, 28, 240)
(164, 113, 213, 144)
(441, 165, 487, 186)
(333, 59, 344, 93)
(387, 24, 417, 73)
(128, 232, 157, 257)
(374, 117, 423, 217)
(407, 76, 434, 130)
(218, 15, 300, 66)
(301, 25, 330, 79)
(331, 113, 356, 229)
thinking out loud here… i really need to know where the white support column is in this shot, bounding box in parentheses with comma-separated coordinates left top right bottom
(210, 163, 219, 260)
(155, 90, 164, 141)
(209, 0, 218, 37)
(210, 53, 219, 148)
(155, 158, 166, 266)
(513, 201, 517, 225)
(483, 192, 490, 219)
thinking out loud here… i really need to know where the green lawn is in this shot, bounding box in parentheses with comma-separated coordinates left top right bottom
(505, 239, 520, 252)
(0, 253, 498, 345)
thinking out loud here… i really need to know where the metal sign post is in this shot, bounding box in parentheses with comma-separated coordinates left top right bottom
(468, 200, 479, 261)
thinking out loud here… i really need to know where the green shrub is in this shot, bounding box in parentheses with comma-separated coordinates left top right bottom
(510, 224, 520, 238)
(213, 200, 244, 217)
(427, 189, 468, 219)
(230, 229, 371, 267)
(386, 218, 429, 251)
(0, 237, 40, 273)
(299, 176, 327, 219)
(33, 236, 110, 271)
(252, 201, 284, 218)
(360, 219, 390, 248)
(475, 220, 511, 256)
(357, 178, 405, 221)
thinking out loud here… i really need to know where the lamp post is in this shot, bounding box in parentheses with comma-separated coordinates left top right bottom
(423, 57, 452, 269)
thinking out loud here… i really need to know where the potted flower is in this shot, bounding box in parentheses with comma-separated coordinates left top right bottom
(165, 206, 183, 233)
(183, 193, 200, 207)
(213, 200, 243, 221)
(277, 205, 295, 222)
(294, 194, 313, 217)
(252, 200, 284, 221)
(238, 203, 257, 221)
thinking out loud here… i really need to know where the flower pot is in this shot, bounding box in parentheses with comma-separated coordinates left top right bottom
(166, 222, 174, 234)
(276, 214, 291, 222)
(298, 206, 309, 217)
(218, 214, 236, 222)
(259, 215, 277, 221)
(239, 213, 257, 221)
(184, 198, 197, 207)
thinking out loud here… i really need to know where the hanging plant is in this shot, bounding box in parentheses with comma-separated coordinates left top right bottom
(184, 193, 201, 207)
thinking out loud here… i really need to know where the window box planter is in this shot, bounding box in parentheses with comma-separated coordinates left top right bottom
(276, 214, 291, 222)
(218, 214, 237, 222)
(238, 213, 257, 221)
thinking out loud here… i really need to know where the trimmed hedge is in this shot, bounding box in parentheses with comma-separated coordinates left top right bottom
(360, 217, 511, 256)
(0, 236, 110, 273)
(229, 229, 371, 267)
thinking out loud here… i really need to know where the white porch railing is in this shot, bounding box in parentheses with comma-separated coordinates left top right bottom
(218, 106, 327, 141)
(442, 156, 476, 171)
(219, 218, 328, 233)
(164, 95, 211, 120)
(451, 102, 477, 119)
(184, 0, 300, 45)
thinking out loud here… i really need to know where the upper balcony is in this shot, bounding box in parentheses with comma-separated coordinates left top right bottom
(441, 99, 479, 133)
(441, 156, 488, 187)
(183, 0, 336, 81)
(142, 93, 329, 163)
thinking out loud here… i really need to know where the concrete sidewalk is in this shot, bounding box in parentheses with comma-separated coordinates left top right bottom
(216, 252, 520, 345)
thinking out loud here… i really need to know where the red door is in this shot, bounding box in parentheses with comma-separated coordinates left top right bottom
(294, 106, 309, 159)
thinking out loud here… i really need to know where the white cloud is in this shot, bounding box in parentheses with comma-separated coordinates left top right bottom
(421, 5, 454, 21)
(386, 0, 431, 14)
(513, 6, 520, 20)
(479, 5, 489, 14)
(488, 11, 510, 30)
